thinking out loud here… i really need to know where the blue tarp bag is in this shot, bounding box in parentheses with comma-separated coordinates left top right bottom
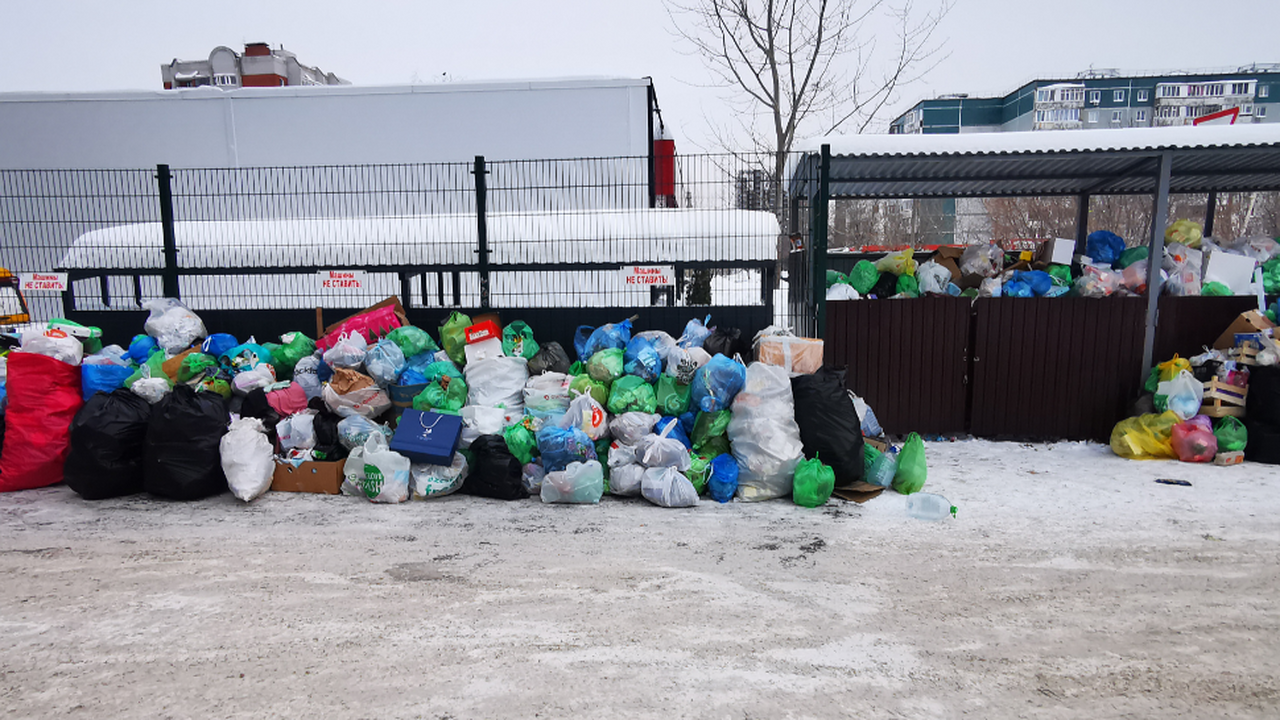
(677, 315, 713, 349)
(126, 335, 158, 364)
(82, 363, 134, 402)
(1003, 279, 1034, 298)
(399, 367, 428, 386)
(573, 325, 595, 362)
(708, 454, 739, 503)
(623, 336, 662, 382)
(537, 425, 597, 473)
(583, 319, 633, 360)
(201, 333, 239, 359)
(655, 416, 693, 450)
(1012, 270, 1053, 296)
(1086, 230, 1125, 266)
(690, 354, 747, 413)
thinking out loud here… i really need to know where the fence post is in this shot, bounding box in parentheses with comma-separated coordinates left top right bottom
(811, 144, 831, 338)
(155, 164, 180, 299)
(473, 155, 490, 309)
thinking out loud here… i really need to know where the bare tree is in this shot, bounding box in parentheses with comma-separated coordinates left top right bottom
(668, 0, 951, 213)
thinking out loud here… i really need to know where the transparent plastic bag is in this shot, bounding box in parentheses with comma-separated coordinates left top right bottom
(143, 298, 207, 354)
(277, 410, 318, 450)
(641, 466, 699, 508)
(411, 453, 469, 499)
(337, 414, 391, 450)
(728, 362, 804, 501)
(322, 331, 369, 370)
(540, 459, 604, 504)
(609, 411, 660, 445)
(916, 260, 952, 295)
(978, 278, 1002, 298)
(608, 462, 645, 497)
(20, 327, 84, 365)
(364, 339, 407, 387)
(1073, 265, 1121, 297)
(521, 462, 546, 495)
(561, 391, 609, 440)
(691, 354, 747, 413)
(874, 248, 916, 276)
(220, 417, 275, 502)
(635, 419, 692, 471)
(232, 364, 277, 396)
(677, 316, 713, 349)
(1157, 370, 1204, 421)
(960, 244, 1003, 278)
(582, 319, 633, 359)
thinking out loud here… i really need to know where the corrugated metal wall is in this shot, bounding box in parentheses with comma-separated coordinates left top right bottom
(824, 298, 971, 435)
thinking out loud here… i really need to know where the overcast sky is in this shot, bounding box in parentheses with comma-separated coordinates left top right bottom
(3, 0, 1278, 151)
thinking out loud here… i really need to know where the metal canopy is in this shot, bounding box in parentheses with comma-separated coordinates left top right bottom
(790, 125, 1280, 199)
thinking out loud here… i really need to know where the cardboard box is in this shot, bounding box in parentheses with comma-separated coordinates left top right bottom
(933, 246, 964, 283)
(271, 459, 344, 494)
(1213, 310, 1275, 350)
(1214, 451, 1245, 466)
(463, 337, 505, 364)
(754, 335, 824, 374)
(465, 320, 501, 344)
(1037, 238, 1077, 266)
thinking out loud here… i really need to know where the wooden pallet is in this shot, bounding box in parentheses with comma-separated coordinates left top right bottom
(1201, 378, 1247, 418)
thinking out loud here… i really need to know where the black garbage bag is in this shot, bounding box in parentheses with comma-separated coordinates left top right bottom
(1245, 419, 1280, 465)
(870, 271, 899, 298)
(528, 341, 572, 375)
(703, 327, 749, 360)
(460, 434, 528, 500)
(143, 385, 230, 500)
(791, 367, 865, 487)
(239, 388, 280, 446)
(311, 408, 347, 462)
(64, 389, 153, 500)
(1247, 366, 1280, 427)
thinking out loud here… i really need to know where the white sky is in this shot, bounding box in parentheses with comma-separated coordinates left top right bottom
(2, 0, 1278, 152)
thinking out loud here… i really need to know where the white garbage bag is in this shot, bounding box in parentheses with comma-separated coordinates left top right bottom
(523, 371, 571, 419)
(220, 417, 275, 502)
(143, 298, 207, 354)
(635, 420, 691, 472)
(608, 462, 645, 497)
(641, 466, 699, 508)
(465, 356, 529, 426)
(232, 364, 277, 396)
(322, 382, 391, 419)
(826, 284, 861, 301)
(917, 260, 953, 295)
(561, 391, 609, 440)
(410, 453, 469, 499)
(540, 459, 604, 504)
(276, 410, 318, 451)
(459, 405, 506, 448)
(337, 415, 391, 450)
(728, 362, 804, 502)
(20, 326, 84, 365)
(341, 433, 410, 503)
(609, 412, 660, 445)
(130, 376, 171, 404)
(607, 440, 638, 468)
(322, 331, 368, 370)
(292, 354, 325, 400)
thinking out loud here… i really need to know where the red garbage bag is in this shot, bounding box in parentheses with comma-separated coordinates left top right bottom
(0, 352, 85, 492)
(1170, 421, 1217, 463)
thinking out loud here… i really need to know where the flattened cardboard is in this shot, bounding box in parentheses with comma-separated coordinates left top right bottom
(831, 482, 885, 504)
(1214, 310, 1275, 350)
(1037, 238, 1076, 266)
(271, 460, 343, 494)
(933, 246, 964, 283)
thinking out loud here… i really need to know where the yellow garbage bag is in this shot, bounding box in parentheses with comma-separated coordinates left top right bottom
(874, 248, 917, 277)
(1165, 219, 1203, 249)
(1110, 411, 1180, 460)
(1157, 354, 1191, 382)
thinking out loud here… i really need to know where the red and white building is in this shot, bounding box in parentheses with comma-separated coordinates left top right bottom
(161, 42, 348, 89)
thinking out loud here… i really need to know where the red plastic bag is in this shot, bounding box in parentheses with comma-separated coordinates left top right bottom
(0, 352, 85, 491)
(1170, 421, 1218, 463)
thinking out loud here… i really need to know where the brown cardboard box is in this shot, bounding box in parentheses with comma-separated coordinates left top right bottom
(832, 482, 885, 504)
(933, 246, 964, 283)
(755, 335, 824, 374)
(271, 459, 344, 494)
(1213, 310, 1275, 350)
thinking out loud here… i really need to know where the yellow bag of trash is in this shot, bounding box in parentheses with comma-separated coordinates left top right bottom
(1164, 219, 1203, 249)
(1110, 411, 1180, 460)
(874, 248, 917, 276)
(1157, 354, 1190, 382)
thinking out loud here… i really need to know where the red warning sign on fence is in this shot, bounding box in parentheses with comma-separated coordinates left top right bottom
(20, 272, 68, 292)
(620, 265, 674, 286)
(317, 270, 366, 291)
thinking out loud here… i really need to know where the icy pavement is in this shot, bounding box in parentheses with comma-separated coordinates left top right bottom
(1, 439, 1277, 719)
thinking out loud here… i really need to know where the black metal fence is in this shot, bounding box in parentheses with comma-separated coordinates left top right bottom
(1, 153, 821, 350)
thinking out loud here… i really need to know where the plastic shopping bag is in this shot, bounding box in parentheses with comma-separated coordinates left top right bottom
(220, 417, 275, 502)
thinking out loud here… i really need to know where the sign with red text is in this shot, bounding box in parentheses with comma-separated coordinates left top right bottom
(20, 272, 68, 292)
(620, 265, 675, 286)
(317, 270, 367, 291)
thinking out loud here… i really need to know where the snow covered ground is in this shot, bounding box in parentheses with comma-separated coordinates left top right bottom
(1, 439, 1277, 719)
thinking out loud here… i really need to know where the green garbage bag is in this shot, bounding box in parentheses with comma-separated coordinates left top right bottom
(896, 274, 920, 297)
(849, 260, 881, 295)
(1202, 281, 1232, 296)
(386, 326, 438, 359)
(177, 353, 219, 384)
(1263, 258, 1280, 295)
(570, 374, 609, 406)
(864, 444, 883, 474)
(595, 436, 613, 495)
(587, 348, 624, 386)
(423, 360, 462, 384)
(607, 375, 657, 415)
(1047, 264, 1074, 287)
(1144, 366, 1161, 395)
(793, 456, 835, 508)
(272, 331, 316, 377)
(569, 360, 585, 375)
(687, 454, 712, 494)
(1214, 416, 1248, 453)
(413, 376, 467, 414)
(504, 422, 537, 465)
(1117, 246, 1149, 269)
(655, 375, 691, 415)
(699, 435, 732, 458)
(892, 432, 927, 495)
(826, 270, 849, 289)
(440, 311, 471, 366)
(501, 321, 540, 360)
(124, 350, 169, 390)
(692, 410, 731, 450)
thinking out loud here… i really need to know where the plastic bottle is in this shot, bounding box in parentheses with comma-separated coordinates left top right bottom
(906, 492, 956, 521)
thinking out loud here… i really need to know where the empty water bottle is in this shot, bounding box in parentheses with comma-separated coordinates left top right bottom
(905, 492, 956, 521)
(867, 453, 896, 488)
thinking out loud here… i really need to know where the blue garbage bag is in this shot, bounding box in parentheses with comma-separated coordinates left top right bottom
(399, 367, 428, 386)
(679, 410, 697, 437)
(655, 416, 693, 450)
(708, 454, 739, 503)
(583, 319, 633, 360)
(1013, 270, 1054, 296)
(1086, 230, 1125, 266)
(1003, 279, 1034, 298)
(573, 325, 595, 362)
(219, 342, 275, 373)
(364, 338, 406, 386)
(623, 336, 662, 382)
(537, 425, 597, 473)
(690, 354, 747, 413)
(82, 363, 134, 402)
(677, 315, 713, 349)
(316, 356, 334, 383)
(126, 335, 158, 364)
(200, 333, 239, 359)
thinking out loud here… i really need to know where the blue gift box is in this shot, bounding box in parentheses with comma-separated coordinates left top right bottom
(390, 409, 463, 465)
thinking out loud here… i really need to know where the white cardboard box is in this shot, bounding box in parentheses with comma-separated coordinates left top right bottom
(1038, 238, 1076, 266)
(1203, 251, 1258, 294)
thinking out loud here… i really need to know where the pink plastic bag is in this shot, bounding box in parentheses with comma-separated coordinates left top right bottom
(1170, 421, 1217, 463)
(315, 305, 403, 351)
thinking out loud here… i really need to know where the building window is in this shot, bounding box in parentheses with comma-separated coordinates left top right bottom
(1135, 109, 1147, 123)
(1159, 85, 1183, 98)
(1114, 90, 1125, 102)
(1261, 86, 1270, 98)
(1112, 110, 1123, 123)
(1137, 89, 1149, 102)
(1089, 90, 1101, 104)
(1063, 88, 1083, 103)
(1087, 110, 1098, 123)
(1036, 89, 1052, 103)
(1231, 82, 1252, 95)
(1157, 106, 1181, 119)
(1259, 106, 1268, 118)
(213, 74, 238, 87)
